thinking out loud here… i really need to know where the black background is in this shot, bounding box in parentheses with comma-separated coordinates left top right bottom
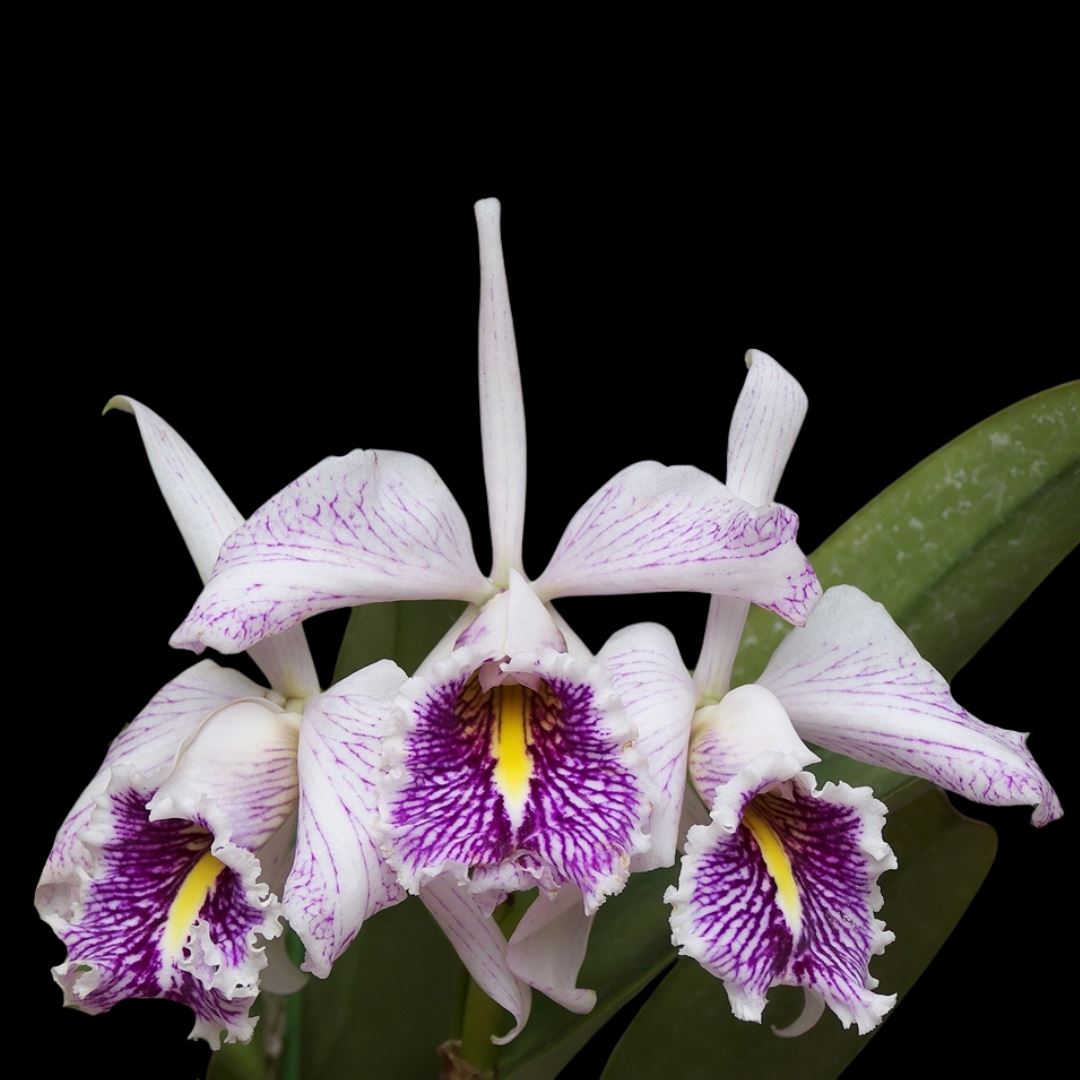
(20, 125, 1075, 1079)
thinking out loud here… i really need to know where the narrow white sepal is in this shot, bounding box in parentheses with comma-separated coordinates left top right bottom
(475, 197, 527, 586)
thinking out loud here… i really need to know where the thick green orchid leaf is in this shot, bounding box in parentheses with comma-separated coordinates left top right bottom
(333, 598, 468, 682)
(495, 866, 680, 1080)
(733, 381, 1080, 686)
(299, 895, 466, 1079)
(600, 788, 996, 1079)
(491, 385, 1076, 1077)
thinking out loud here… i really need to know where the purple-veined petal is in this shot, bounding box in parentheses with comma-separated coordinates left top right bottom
(171, 449, 492, 655)
(475, 198, 527, 586)
(47, 767, 282, 1048)
(758, 585, 1063, 826)
(452, 571, 567, 661)
(725, 350, 808, 508)
(533, 461, 820, 626)
(108, 395, 318, 698)
(381, 645, 652, 914)
(597, 623, 697, 870)
(667, 754, 896, 1035)
(688, 684, 820, 813)
(420, 875, 531, 1045)
(507, 886, 596, 1013)
(283, 659, 408, 978)
(37, 660, 276, 923)
(149, 699, 300, 852)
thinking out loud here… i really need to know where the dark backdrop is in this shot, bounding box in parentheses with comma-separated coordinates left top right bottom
(21, 158, 1073, 1079)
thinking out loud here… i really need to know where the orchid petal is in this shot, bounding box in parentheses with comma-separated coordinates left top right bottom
(48, 767, 282, 1048)
(758, 585, 1063, 825)
(725, 350, 809, 507)
(533, 462, 820, 626)
(148, 699, 300, 852)
(597, 623, 697, 870)
(284, 659, 408, 978)
(688, 685, 819, 812)
(171, 449, 491, 655)
(695, 351, 809, 701)
(668, 756, 896, 1035)
(420, 875, 531, 1045)
(382, 646, 651, 913)
(507, 886, 596, 1013)
(451, 571, 567, 660)
(38, 660, 275, 922)
(475, 198, 527, 586)
(108, 395, 318, 698)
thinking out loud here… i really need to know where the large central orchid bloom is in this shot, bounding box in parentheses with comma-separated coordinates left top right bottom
(667, 352, 1063, 1035)
(36, 400, 410, 1046)
(168, 200, 823, 1038)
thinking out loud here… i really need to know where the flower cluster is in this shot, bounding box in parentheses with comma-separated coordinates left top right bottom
(37, 200, 1061, 1050)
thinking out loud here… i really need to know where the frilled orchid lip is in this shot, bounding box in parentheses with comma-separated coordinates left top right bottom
(46, 764, 284, 1049)
(670, 685, 897, 1035)
(378, 584, 655, 915)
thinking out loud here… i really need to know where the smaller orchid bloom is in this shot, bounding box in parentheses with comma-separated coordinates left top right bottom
(165, 200, 823, 1040)
(36, 400, 408, 1046)
(667, 351, 1063, 1035)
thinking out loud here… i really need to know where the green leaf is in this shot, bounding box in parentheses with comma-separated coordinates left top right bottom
(334, 599, 467, 682)
(733, 381, 1080, 685)
(494, 385, 1076, 1077)
(496, 866, 680, 1080)
(600, 787, 996, 1079)
(300, 895, 467, 1079)
(208, 1040, 269, 1080)
(288, 599, 468, 1078)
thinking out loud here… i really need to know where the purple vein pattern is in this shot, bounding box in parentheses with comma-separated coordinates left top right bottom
(671, 779, 894, 1032)
(38, 661, 272, 916)
(385, 670, 644, 909)
(284, 660, 407, 978)
(760, 586, 1062, 825)
(533, 461, 819, 624)
(172, 449, 490, 655)
(53, 778, 276, 1047)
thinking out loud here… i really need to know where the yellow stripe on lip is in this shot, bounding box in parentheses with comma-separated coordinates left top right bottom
(162, 852, 226, 956)
(492, 683, 534, 826)
(742, 804, 802, 936)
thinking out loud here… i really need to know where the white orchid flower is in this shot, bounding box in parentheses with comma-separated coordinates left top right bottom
(667, 352, 1063, 1035)
(168, 200, 822, 1041)
(36, 399, 409, 1046)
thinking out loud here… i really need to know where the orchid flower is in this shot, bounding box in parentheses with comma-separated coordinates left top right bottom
(36, 399, 410, 1046)
(167, 199, 823, 1040)
(667, 352, 1063, 1034)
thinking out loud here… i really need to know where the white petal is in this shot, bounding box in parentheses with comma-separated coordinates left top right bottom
(725, 350, 808, 507)
(688, 685, 819, 814)
(507, 887, 596, 1013)
(420, 876, 531, 1045)
(108, 395, 318, 697)
(476, 198, 527, 585)
(450, 571, 567, 662)
(533, 461, 820, 626)
(37, 660, 274, 924)
(172, 449, 491, 655)
(597, 623, 697, 870)
(149, 699, 300, 851)
(283, 659, 408, 978)
(758, 585, 1063, 825)
(695, 351, 808, 700)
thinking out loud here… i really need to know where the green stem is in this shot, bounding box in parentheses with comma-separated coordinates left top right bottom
(281, 931, 304, 1080)
(457, 892, 534, 1075)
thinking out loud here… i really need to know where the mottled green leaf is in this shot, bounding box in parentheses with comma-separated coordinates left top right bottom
(601, 788, 996, 1079)
(734, 382, 1080, 685)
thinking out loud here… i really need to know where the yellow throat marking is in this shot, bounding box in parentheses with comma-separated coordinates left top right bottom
(163, 852, 226, 956)
(492, 683, 533, 824)
(743, 805, 802, 935)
